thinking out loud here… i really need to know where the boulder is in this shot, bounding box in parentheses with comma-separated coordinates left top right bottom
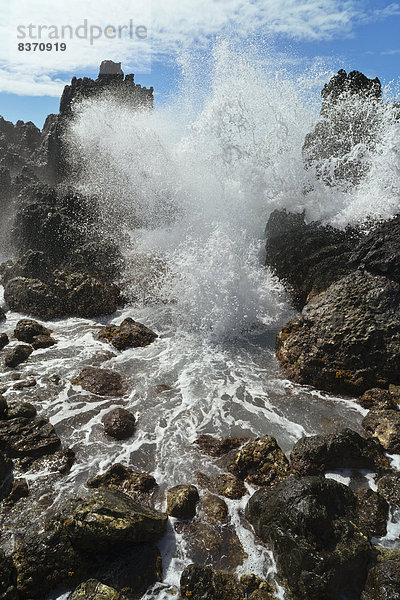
(102, 408, 136, 440)
(87, 464, 157, 500)
(214, 474, 248, 499)
(358, 389, 398, 411)
(240, 575, 276, 600)
(6, 401, 37, 419)
(350, 215, 400, 284)
(355, 488, 389, 538)
(277, 271, 400, 394)
(3, 478, 29, 507)
(95, 318, 158, 351)
(12, 526, 86, 598)
(246, 475, 372, 600)
(31, 334, 57, 349)
(4, 345, 33, 368)
(64, 488, 167, 551)
(194, 434, 250, 457)
(175, 521, 246, 571)
(362, 560, 400, 600)
(72, 367, 127, 397)
(4, 277, 63, 320)
(265, 209, 359, 309)
(290, 429, 387, 475)
(227, 436, 289, 487)
(377, 473, 400, 509)
(363, 410, 400, 453)
(201, 494, 229, 523)
(0, 333, 9, 349)
(68, 579, 121, 600)
(180, 565, 245, 600)
(14, 319, 52, 343)
(0, 550, 18, 600)
(0, 416, 61, 458)
(166, 485, 199, 519)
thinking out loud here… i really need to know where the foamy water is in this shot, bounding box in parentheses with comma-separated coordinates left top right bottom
(1, 42, 400, 598)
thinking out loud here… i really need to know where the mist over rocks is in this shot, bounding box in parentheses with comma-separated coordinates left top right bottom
(0, 60, 156, 320)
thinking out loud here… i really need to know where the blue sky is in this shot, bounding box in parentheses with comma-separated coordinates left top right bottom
(1, 0, 400, 128)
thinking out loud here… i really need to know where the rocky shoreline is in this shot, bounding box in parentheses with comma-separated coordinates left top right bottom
(1, 63, 400, 599)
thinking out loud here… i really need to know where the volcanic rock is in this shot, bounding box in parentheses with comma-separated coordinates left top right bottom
(72, 367, 127, 397)
(227, 436, 289, 487)
(277, 271, 400, 394)
(246, 475, 372, 600)
(96, 318, 158, 350)
(166, 485, 199, 519)
(363, 410, 400, 453)
(102, 408, 136, 440)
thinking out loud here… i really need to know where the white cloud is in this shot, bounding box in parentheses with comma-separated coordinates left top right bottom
(0, 0, 397, 97)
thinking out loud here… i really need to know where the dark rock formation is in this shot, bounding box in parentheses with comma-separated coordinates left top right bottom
(195, 471, 248, 500)
(201, 494, 229, 523)
(175, 520, 246, 571)
(0, 333, 9, 349)
(355, 488, 389, 538)
(377, 473, 400, 509)
(64, 488, 167, 551)
(0, 416, 61, 458)
(4, 345, 33, 368)
(95, 318, 158, 350)
(194, 434, 250, 457)
(87, 464, 157, 501)
(68, 579, 122, 600)
(14, 319, 52, 342)
(72, 367, 127, 397)
(358, 389, 398, 411)
(240, 575, 276, 600)
(363, 410, 400, 453)
(102, 408, 136, 440)
(246, 475, 372, 600)
(214, 474, 248, 499)
(31, 334, 56, 349)
(0, 549, 17, 599)
(362, 560, 400, 600)
(0, 307, 5, 321)
(265, 209, 360, 309)
(277, 271, 400, 394)
(290, 429, 387, 475)
(180, 565, 245, 600)
(350, 215, 400, 283)
(0, 451, 12, 487)
(227, 436, 289, 487)
(166, 485, 199, 519)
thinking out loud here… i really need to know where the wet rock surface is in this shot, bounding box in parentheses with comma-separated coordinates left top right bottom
(227, 436, 290, 487)
(362, 560, 400, 600)
(166, 485, 199, 519)
(246, 475, 372, 600)
(194, 434, 250, 457)
(277, 271, 400, 394)
(68, 579, 122, 600)
(355, 487, 389, 538)
(64, 488, 168, 551)
(14, 319, 52, 343)
(265, 209, 360, 309)
(102, 408, 136, 440)
(87, 464, 157, 502)
(0, 416, 61, 458)
(72, 367, 128, 397)
(376, 473, 400, 509)
(290, 429, 387, 475)
(358, 388, 398, 411)
(180, 564, 245, 600)
(4, 345, 33, 369)
(96, 318, 158, 350)
(363, 410, 400, 453)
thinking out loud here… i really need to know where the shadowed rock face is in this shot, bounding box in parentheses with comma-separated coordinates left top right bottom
(246, 475, 372, 600)
(362, 561, 400, 600)
(265, 209, 361, 309)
